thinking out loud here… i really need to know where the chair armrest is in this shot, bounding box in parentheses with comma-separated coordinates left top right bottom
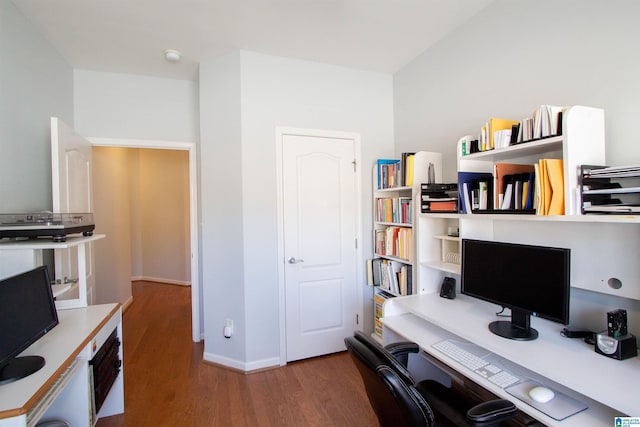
(466, 399, 517, 427)
(384, 341, 419, 367)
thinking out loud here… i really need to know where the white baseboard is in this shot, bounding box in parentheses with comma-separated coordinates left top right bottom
(202, 352, 280, 372)
(131, 276, 191, 286)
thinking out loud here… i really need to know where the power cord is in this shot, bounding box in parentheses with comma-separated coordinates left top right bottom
(495, 306, 510, 318)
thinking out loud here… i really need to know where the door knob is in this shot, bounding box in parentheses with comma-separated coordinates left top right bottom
(288, 257, 305, 264)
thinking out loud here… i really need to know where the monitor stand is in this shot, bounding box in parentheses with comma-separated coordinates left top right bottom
(0, 355, 46, 385)
(489, 309, 538, 341)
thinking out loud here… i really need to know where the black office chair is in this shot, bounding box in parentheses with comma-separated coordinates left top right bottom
(345, 331, 517, 427)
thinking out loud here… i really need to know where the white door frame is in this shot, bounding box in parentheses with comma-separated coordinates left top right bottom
(275, 127, 363, 365)
(88, 137, 201, 342)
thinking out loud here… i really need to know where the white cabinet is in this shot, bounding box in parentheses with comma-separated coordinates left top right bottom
(0, 235, 105, 309)
(0, 304, 124, 427)
(415, 213, 460, 294)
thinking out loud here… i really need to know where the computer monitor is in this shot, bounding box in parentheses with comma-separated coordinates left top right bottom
(461, 239, 570, 341)
(0, 266, 59, 385)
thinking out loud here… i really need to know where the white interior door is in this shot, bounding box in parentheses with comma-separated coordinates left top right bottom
(50, 117, 95, 303)
(282, 132, 359, 362)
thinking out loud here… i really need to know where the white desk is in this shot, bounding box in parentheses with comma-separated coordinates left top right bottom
(0, 304, 124, 427)
(382, 293, 638, 426)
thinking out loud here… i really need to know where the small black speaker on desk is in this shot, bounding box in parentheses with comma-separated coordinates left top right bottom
(439, 277, 456, 299)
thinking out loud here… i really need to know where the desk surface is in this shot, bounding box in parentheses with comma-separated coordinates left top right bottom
(0, 303, 120, 419)
(382, 293, 638, 425)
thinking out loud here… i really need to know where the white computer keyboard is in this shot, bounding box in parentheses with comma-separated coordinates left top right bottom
(431, 340, 520, 388)
(432, 339, 489, 370)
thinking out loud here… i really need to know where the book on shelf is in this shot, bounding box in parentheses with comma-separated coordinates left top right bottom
(376, 196, 412, 223)
(373, 290, 395, 336)
(458, 172, 493, 214)
(400, 152, 416, 186)
(461, 105, 570, 156)
(377, 159, 401, 189)
(494, 163, 536, 211)
(382, 259, 401, 294)
(375, 226, 412, 260)
(533, 105, 566, 140)
(488, 117, 520, 150)
(377, 153, 417, 189)
(369, 259, 412, 296)
(397, 264, 413, 296)
(367, 258, 382, 286)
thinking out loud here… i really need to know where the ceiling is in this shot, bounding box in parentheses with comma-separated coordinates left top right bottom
(11, 0, 494, 81)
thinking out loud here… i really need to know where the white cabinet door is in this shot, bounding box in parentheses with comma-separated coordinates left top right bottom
(50, 117, 95, 304)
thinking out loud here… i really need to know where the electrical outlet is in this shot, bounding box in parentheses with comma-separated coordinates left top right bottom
(223, 319, 233, 338)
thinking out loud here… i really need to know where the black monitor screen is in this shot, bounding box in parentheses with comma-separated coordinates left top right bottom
(461, 239, 570, 340)
(0, 266, 58, 384)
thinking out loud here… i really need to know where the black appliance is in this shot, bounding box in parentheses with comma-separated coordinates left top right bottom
(90, 328, 121, 413)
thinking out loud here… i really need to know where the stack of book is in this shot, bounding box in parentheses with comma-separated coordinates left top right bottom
(581, 165, 640, 214)
(460, 105, 568, 156)
(373, 290, 394, 337)
(376, 196, 412, 223)
(367, 259, 413, 296)
(376, 152, 416, 189)
(374, 227, 413, 260)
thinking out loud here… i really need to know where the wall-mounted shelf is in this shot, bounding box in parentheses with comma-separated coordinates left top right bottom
(0, 234, 105, 309)
(450, 106, 640, 301)
(457, 213, 640, 223)
(0, 234, 105, 250)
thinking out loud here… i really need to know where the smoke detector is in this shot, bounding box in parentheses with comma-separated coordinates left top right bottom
(164, 49, 181, 63)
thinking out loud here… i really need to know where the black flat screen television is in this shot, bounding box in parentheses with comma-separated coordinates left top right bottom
(461, 239, 570, 341)
(0, 266, 59, 385)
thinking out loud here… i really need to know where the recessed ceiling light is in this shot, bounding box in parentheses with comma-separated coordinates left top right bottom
(164, 49, 181, 63)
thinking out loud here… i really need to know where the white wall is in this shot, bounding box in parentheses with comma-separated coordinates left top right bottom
(393, 0, 640, 337)
(74, 71, 198, 310)
(137, 149, 190, 284)
(74, 70, 199, 142)
(199, 52, 246, 364)
(394, 0, 640, 182)
(93, 146, 134, 304)
(0, 0, 73, 212)
(200, 51, 394, 369)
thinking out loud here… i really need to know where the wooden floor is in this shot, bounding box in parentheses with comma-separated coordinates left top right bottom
(97, 281, 377, 427)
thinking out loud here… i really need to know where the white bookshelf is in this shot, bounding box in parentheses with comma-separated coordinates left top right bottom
(371, 151, 442, 338)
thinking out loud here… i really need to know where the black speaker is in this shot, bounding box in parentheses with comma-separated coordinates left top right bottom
(439, 277, 456, 299)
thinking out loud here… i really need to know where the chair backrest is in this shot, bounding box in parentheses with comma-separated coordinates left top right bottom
(344, 335, 435, 427)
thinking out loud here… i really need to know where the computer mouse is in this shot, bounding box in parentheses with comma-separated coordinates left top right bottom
(528, 386, 555, 403)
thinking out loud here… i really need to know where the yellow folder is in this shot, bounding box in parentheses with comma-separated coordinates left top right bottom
(538, 159, 550, 215)
(545, 159, 564, 215)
